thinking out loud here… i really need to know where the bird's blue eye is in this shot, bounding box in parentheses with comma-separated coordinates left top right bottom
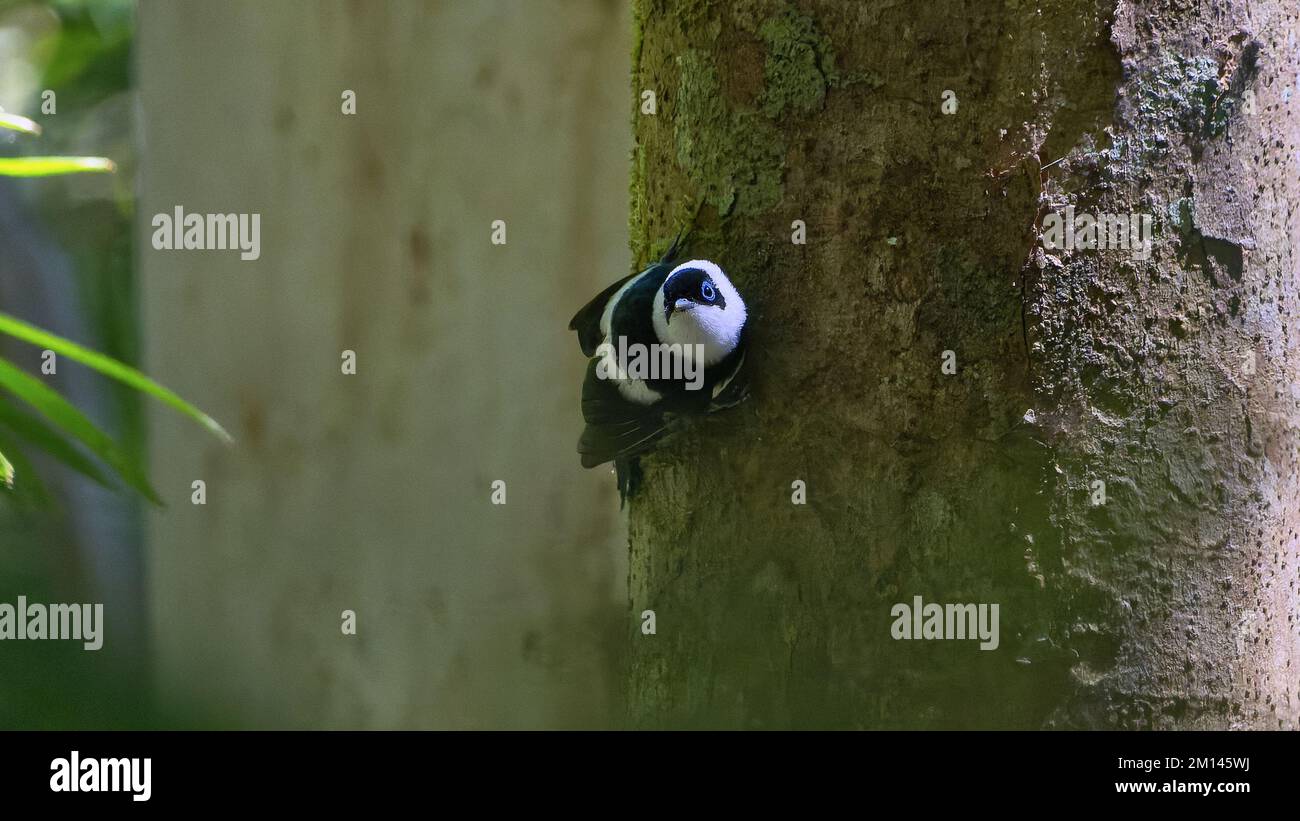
(700, 281, 716, 302)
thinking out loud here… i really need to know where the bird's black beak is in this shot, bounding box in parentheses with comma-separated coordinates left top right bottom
(665, 298, 693, 324)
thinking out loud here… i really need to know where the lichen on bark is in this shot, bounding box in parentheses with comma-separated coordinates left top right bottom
(673, 49, 785, 216)
(757, 8, 840, 117)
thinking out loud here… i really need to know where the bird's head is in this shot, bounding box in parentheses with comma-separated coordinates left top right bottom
(653, 260, 746, 364)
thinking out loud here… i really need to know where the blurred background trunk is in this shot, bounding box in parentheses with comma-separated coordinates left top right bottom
(627, 0, 1300, 728)
(138, 0, 632, 728)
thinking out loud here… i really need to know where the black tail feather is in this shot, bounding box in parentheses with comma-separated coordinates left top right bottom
(659, 196, 705, 264)
(661, 227, 686, 265)
(614, 456, 643, 508)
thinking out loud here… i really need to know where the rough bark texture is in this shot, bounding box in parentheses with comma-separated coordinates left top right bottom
(627, 0, 1299, 728)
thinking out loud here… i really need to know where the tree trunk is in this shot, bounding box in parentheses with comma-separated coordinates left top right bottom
(627, 0, 1299, 729)
(139, 0, 631, 728)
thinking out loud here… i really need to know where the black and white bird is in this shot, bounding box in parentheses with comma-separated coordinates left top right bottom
(568, 242, 749, 501)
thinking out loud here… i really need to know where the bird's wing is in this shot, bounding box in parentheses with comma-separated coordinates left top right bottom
(579, 415, 668, 469)
(568, 272, 637, 357)
(577, 359, 668, 468)
(707, 350, 748, 411)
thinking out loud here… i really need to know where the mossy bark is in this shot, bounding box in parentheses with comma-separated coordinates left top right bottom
(627, 0, 1300, 728)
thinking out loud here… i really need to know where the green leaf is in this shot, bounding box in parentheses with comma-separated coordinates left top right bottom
(0, 156, 116, 177)
(0, 399, 115, 490)
(0, 431, 50, 505)
(0, 112, 42, 136)
(0, 446, 13, 489)
(0, 358, 160, 504)
(0, 311, 231, 443)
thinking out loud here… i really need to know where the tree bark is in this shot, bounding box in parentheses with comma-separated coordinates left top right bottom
(627, 0, 1300, 728)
